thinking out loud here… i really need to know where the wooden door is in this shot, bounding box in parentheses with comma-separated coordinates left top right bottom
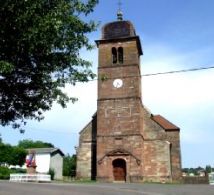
(113, 159, 126, 181)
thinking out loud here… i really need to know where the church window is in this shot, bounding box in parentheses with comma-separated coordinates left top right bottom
(118, 47, 123, 64)
(112, 47, 117, 64)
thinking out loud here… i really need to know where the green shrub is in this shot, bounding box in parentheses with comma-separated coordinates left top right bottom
(0, 166, 27, 180)
(10, 168, 27, 173)
(0, 166, 11, 180)
(48, 168, 55, 180)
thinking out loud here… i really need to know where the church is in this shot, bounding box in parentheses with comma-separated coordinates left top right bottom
(76, 11, 182, 183)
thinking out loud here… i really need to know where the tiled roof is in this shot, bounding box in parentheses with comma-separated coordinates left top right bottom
(26, 148, 64, 156)
(151, 115, 180, 131)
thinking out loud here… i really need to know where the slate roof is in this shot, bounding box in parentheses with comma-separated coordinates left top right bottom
(26, 148, 64, 156)
(151, 115, 180, 131)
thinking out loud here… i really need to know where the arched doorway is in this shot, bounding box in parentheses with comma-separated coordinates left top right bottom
(112, 159, 126, 181)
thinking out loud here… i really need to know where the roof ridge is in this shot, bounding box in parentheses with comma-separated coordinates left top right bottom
(151, 114, 179, 131)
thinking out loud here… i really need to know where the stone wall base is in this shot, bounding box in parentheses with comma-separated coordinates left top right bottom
(143, 176, 172, 183)
(129, 176, 144, 183)
(96, 177, 112, 182)
(27, 166, 37, 174)
(96, 175, 176, 183)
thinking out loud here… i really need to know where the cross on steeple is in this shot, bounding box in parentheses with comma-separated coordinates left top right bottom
(118, 0, 122, 11)
(117, 0, 123, 21)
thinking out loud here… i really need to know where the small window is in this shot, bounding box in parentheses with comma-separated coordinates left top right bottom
(112, 47, 117, 64)
(118, 47, 123, 64)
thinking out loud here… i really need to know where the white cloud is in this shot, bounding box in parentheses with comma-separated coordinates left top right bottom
(141, 43, 214, 167)
(143, 68, 214, 108)
(32, 81, 98, 133)
(141, 41, 214, 111)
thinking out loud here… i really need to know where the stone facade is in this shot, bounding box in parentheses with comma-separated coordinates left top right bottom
(76, 18, 182, 183)
(76, 115, 97, 180)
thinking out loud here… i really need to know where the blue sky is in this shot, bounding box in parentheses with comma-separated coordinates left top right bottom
(1, 0, 214, 168)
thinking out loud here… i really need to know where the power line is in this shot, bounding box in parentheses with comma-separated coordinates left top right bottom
(142, 66, 214, 77)
(63, 65, 214, 84)
(85, 65, 214, 82)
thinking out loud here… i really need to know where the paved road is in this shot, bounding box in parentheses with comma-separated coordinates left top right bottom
(0, 181, 214, 195)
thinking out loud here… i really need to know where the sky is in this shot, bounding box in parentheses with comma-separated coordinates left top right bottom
(1, 0, 214, 168)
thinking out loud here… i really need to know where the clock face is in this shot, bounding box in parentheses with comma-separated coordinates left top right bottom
(113, 79, 123, 88)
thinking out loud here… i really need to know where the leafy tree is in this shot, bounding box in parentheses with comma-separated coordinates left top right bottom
(63, 154, 76, 177)
(0, 0, 98, 129)
(18, 139, 54, 149)
(189, 167, 198, 175)
(182, 168, 190, 174)
(0, 142, 26, 166)
(205, 165, 212, 173)
(10, 146, 27, 166)
(0, 143, 13, 164)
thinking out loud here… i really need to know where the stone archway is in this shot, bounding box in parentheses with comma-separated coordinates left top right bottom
(112, 158, 126, 182)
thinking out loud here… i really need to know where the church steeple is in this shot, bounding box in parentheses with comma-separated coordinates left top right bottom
(117, 0, 123, 21)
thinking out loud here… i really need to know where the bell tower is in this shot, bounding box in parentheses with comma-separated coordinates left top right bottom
(95, 14, 144, 182)
(96, 18, 143, 101)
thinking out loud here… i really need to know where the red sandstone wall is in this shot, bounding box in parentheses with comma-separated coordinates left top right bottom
(143, 140, 172, 182)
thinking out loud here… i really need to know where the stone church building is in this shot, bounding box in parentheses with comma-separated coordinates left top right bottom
(76, 13, 182, 183)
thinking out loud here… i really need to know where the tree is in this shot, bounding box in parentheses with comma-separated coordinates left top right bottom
(0, 0, 98, 129)
(0, 143, 13, 164)
(182, 168, 190, 174)
(205, 165, 212, 173)
(18, 139, 54, 149)
(63, 154, 76, 177)
(0, 142, 27, 166)
(10, 146, 27, 166)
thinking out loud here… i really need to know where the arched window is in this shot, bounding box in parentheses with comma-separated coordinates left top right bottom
(112, 47, 117, 64)
(118, 47, 123, 64)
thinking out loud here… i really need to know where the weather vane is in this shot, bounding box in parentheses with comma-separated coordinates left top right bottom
(117, 0, 123, 21)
